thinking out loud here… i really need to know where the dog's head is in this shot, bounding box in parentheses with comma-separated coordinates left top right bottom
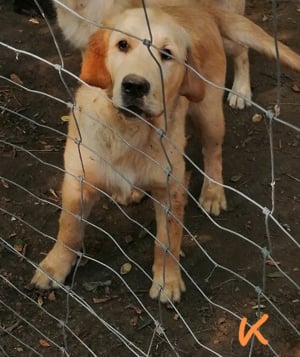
(80, 7, 205, 119)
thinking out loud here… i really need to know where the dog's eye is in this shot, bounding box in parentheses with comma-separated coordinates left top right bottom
(161, 48, 173, 61)
(118, 40, 129, 52)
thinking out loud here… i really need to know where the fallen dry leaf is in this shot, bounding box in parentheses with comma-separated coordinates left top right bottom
(292, 83, 300, 92)
(13, 238, 24, 253)
(252, 113, 263, 123)
(39, 339, 50, 348)
(230, 174, 242, 183)
(267, 271, 284, 279)
(49, 188, 59, 199)
(266, 259, 280, 266)
(130, 316, 138, 327)
(92, 296, 111, 304)
(37, 295, 44, 307)
(29, 17, 40, 24)
(20, 243, 27, 259)
(102, 203, 109, 210)
(48, 291, 56, 302)
(125, 304, 142, 315)
(1, 178, 9, 188)
(61, 115, 69, 122)
(274, 104, 280, 117)
(10, 73, 23, 85)
(120, 262, 132, 275)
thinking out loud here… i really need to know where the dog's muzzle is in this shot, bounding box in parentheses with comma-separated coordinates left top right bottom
(122, 74, 150, 99)
(120, 74, 150, 118)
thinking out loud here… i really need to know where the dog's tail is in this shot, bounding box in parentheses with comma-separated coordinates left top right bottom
(211, 8, 300, 72)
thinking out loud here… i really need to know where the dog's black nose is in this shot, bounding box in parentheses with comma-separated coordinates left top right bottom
(122, 74, 150, 98)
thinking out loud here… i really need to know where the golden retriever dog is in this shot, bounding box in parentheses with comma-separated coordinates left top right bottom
(32, 7, 202, 303)
(31, 6, 300, 302)
(54, 0, 250, 109)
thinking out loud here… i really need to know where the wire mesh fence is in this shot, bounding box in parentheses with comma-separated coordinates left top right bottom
(0, 0, 299, 356)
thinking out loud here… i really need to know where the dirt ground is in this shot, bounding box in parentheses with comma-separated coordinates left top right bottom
(0, 1, 299, 356)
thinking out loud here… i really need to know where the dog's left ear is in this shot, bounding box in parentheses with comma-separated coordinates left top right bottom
(180, 48, 205, 102)
(80, 29, 112, 88)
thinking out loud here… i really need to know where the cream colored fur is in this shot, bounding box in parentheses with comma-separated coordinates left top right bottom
(31, 5, 300, 302)
(54, 0, 250, 109)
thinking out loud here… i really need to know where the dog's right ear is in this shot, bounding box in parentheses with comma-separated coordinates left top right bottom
(180, 47, 205, 102)
(80, 29, 112, 88)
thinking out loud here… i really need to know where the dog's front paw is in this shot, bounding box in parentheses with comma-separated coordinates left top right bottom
(199, 182, 227, 216)
(149, 267, 186, 303)
(31, 250, 76, 289)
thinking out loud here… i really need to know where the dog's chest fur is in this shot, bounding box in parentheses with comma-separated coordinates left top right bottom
(70, 86, 184, 202)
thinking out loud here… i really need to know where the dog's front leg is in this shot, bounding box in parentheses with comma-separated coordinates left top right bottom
(31, 175, 98, 289)
(149, 184, 186, 303)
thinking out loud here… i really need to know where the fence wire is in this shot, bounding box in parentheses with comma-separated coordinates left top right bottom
(0, 0, 299, 356)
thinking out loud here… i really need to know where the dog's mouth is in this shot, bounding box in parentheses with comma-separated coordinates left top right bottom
(118, 105, 154, 120)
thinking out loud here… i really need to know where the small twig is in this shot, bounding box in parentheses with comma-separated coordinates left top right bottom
(136, 319, 153, 331)
(286, 174, 300, 184)
(211, 278, 236, 290)
(0, 320, 21, 335)
(15, 149, 59, 153)
(270, 102, 300, 107)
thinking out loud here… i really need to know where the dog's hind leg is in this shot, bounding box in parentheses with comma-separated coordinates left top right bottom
(191, 84, 227, 216)
(226, 41, 252, 109)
